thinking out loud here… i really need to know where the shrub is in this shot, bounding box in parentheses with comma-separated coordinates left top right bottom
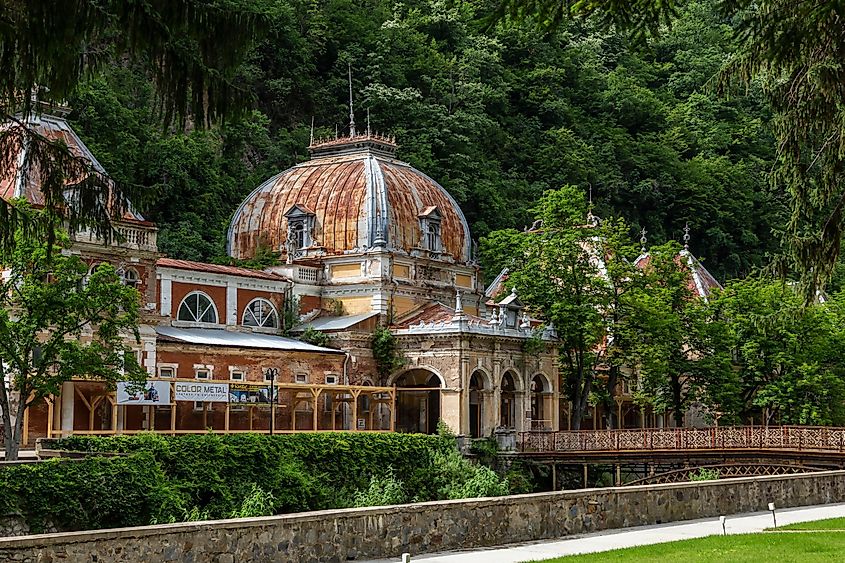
(689, 467, 720, 481)
(0, 452, 182, 532)
(353, 472, 407, 507)
(31, 432, 510, 531)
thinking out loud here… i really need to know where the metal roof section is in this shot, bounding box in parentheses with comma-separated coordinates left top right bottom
(484, 267, 510, 299)
(156, 258, 289, 282)
(227, 134, 472, 263)
(1, 113, 145, 221)
(294, 312, 379, 332)
(155, 326, 344, 354)
(391, 301, 551, 339)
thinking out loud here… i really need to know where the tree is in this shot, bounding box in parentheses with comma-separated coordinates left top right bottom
(712, 278, 845, 425)
(0, 208, 145, 460)
(501, 186, 643, 429)
(492, 0, 845, 295)
(625, 242, 736, 426)
(0, 0, 269, 255)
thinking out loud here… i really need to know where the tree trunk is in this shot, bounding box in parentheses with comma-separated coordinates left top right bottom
(0, 368, 15, 461)
(670, 374, 684, 427)
(605, 365, 619, 430)
(570, 375, 592, 431)
(5, 395, 28, 462)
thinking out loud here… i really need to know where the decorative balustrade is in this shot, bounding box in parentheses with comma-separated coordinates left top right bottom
(519, 426, 845, 454)
(294, 266, 319, 284)
(72, 223, 157, 252)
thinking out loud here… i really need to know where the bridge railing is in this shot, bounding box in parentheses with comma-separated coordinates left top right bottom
(518, 426, 845, 453)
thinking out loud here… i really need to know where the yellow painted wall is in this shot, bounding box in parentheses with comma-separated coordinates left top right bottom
(393, 263, 411, 279)
(455, 274, 473, 288)
(331, 263, 361, 279)
(337, 296, 372, 315)
(393, 296, 417, 316)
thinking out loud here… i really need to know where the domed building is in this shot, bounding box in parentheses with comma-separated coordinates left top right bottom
(228, 133, 561, 436)
(228, 134, 481, 319)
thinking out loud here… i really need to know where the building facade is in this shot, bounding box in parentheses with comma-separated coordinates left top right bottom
(4, 117, 560, 444)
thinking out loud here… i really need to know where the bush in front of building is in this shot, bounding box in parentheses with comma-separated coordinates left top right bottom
(50, 432, 488, 510)
(0, 452, 182, 533)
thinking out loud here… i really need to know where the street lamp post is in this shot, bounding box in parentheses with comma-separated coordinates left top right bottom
(266, 367, 278, 435)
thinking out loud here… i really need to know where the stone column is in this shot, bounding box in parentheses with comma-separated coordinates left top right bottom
(515, 391, 527, 432)
(159, 274, 172, 317)
(226, 280, 238, 326)
(60, 381, 74, 437)
(440, 388, 461, 435)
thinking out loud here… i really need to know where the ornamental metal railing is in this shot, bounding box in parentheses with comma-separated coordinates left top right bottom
(518, 426, 845, 453)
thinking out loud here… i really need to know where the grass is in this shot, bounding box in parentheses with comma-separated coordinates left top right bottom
(779, 517, 845, 531)
(534, 531, 845, 562)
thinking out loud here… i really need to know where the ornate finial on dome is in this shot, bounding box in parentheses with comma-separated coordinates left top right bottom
(683, 222, 691, 250)
(348, 62, 356, 137)
(366, 108, 371, 137)
(640, 227, 648, 254)
(310, 116, 315, 145)
(455, 289, 464, 313)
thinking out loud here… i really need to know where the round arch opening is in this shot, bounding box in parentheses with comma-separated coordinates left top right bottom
(500, 371, 518, 429)
(468, 370, 487, 438)
(394, 368, 442, 434)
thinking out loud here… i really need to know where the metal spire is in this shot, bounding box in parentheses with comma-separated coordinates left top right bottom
(683, 222, 691, 250)
(366, 107, 371, 137)
(348, 62, 356, 137)
(640, 227, 648, 254)
(309, 116, 315, 145)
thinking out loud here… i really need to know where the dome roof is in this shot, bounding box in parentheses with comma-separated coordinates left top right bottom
(227, 135, 471, 262)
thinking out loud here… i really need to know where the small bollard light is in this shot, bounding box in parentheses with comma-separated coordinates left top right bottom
(768, 502, 777, 528)
(401, 553, 412, 563)
(719, 515, 726, 536)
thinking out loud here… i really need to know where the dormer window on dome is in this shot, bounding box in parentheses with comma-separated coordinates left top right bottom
(284, 204, 316, 260)
(419, 206, 442, 253)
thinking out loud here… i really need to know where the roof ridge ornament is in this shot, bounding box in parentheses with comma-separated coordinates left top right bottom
(640, 227, 648, 254)
(683, 222, 691, 250)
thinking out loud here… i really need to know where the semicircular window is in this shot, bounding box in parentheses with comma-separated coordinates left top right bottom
(243, 298, 279, 329)
(177, 292, 218, 323)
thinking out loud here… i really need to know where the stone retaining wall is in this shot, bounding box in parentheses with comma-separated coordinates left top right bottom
(1, 470, 844, 562)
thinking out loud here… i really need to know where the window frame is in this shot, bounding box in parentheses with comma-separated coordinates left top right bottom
(242, 298, 279, 329)
(176, 291, 219, 324)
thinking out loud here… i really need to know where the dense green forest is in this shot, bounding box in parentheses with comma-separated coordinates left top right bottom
(66, 0, 782, 283)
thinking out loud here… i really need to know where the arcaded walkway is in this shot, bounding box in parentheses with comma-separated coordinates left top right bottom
(365, 502, 845, 563)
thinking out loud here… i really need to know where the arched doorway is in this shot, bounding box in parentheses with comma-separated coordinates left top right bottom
(500, 372, 517, 429)
(530, 374, 551, 430)
(393, 369, 442, 434)
(469, 371, 485, 438)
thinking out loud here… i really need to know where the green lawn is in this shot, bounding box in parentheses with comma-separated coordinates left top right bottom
(779, 517, 845, 531)
(533, 532, 845, 562)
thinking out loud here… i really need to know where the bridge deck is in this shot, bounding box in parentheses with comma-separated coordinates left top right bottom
(516, 426, 845, 466)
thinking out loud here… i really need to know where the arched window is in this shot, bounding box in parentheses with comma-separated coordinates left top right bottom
(500, 372, 517, 429)
(177, 292, 218, 323)
(118, 267, 140, 287)
(242, 298, 279, 328)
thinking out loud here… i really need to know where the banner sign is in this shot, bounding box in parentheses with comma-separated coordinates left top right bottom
(175, 381, 229, 403)
(229, 384, 274, 406)
(117, 381, 171, 405)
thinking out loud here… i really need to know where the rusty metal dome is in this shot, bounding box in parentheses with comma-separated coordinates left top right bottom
(226, 134, 472, 263)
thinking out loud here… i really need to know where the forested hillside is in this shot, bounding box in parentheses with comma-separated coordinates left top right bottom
(66, 0, 782, 282)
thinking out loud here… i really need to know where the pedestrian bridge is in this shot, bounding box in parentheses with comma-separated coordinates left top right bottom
(519, 426, 845, 456)
(514, 426, 845, 487)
